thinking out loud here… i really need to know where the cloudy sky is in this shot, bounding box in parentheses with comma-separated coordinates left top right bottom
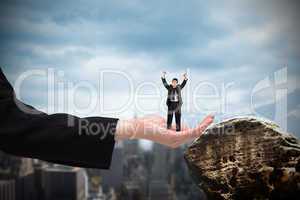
(1, 0, 300, 139)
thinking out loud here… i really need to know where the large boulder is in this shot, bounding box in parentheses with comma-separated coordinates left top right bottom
(184, 117, 300, 200)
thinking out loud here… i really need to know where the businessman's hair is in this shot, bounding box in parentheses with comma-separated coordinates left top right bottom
(172, 78, 178, 83)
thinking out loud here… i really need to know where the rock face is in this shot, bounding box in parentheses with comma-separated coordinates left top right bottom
(184, 117, 300, 200)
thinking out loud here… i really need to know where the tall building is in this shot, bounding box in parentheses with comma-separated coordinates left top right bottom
(148, 143, 175, 200)
(0, 180, 15, 200)
(151, 143, 169, 180)
(15, 173, 37, 200)
(148, 180, 173, 200)
(100, 147, 124, 192)
(0, 161, 89, 200)
(120, 180, 145, 200)
(0, 151, 37, 200)
(123, 140, 139, 156)
(40, 166, 87, 200)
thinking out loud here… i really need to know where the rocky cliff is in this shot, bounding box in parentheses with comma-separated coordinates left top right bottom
(184, 117, 300, 200)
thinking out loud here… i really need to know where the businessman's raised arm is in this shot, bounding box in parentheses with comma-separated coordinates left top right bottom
(180, 73, 188, 89)
(161, 71, 170, 89)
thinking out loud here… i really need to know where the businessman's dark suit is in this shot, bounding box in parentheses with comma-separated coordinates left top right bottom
(0, 68, 118, 169)
(162, 77, 187, 131)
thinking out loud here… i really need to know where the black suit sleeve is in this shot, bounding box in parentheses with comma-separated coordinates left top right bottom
(180, 79, 187, 89)
(0, 68, 118, 169)
(161, 77, 170, 90)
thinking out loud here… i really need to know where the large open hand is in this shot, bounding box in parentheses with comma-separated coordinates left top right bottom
(115, 115, 214, 148)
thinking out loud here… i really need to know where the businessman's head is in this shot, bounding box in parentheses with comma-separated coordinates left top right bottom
(171, 78, 178, 88)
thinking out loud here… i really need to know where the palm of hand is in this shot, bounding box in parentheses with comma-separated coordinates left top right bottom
(133, 115, 214, 148)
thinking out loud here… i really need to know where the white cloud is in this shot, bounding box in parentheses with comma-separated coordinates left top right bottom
(2, 0, 300, 135)
(288, 104, 300, 119)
